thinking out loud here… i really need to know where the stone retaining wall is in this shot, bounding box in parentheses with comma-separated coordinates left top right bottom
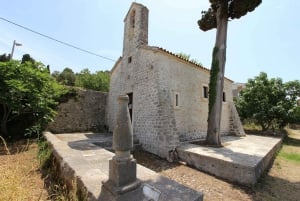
(47, 88, 107, 133)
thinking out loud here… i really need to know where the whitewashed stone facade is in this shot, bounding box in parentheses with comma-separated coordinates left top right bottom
(107, 3, 244, 158)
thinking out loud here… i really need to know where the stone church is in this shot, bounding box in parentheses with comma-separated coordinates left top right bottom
(107, 2, 244, 158)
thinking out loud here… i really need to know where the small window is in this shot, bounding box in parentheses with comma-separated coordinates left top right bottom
(130, 10, 135, 28)
(174, 92, 180, 108)
(203, 86, 208, 99)
(175, 94, 179, 106)
(223, 92, 226, 102)
(128, 56, 132, 63)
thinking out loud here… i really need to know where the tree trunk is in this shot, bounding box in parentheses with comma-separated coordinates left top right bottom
(1, 105, 9, 138)
(206, 4, 228, 146)
(0, 120, 8, 138)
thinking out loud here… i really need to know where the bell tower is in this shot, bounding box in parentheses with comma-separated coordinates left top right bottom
(122, 3, 148, 57)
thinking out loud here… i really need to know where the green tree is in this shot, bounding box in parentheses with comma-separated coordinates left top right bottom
(51, 70, 60, 79)
(0, 60, 66, 139)
(198, 0, 262, 145)
(236, 72, 300, 130)
(57, 67, 76, 86)
(21, 54, 35, 64)
(285, 80, 300, 102)
(75, 69, 110, 92)
(289, 106, 300, 124)
(0, 53, 10, 62)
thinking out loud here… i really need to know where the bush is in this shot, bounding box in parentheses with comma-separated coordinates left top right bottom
(0, 59, 68, 140)
(236, 72, 300, 131)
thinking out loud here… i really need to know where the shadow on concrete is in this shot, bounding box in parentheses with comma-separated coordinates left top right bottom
(188, 144, 260, 166)
(97, 176, 203, 201)
(67, 133, 112, 151)
(188, 135, 281, 166)
(83, 133, 112, 139)
(67, 140, 112, 151)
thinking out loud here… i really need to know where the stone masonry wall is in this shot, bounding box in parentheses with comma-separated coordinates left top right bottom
(107, 46, 236, 158)
(48, 88, 107, 133)
(152, 49, 233, 142)
(107, 2, 240, 158)
(107, 48, 168, 157)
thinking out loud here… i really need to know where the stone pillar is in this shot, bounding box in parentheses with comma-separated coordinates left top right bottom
(102, 95, 141, 198)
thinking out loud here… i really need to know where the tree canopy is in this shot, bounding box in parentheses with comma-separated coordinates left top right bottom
(0, 53, 10, 62)
(55, 67, 76, 86)
(52, 68, 110, 92)
(75, 69, 110, 92)
(236, 72, 300, 130)
(21, 54, 36, 64)
(198, 0, 262, 31)
(0, 58, 67, 139)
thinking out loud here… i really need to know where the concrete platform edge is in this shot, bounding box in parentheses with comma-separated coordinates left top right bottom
(43, 131, 203, 201)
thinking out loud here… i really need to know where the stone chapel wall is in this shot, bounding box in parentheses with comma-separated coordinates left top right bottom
(150, 49, 233, 142)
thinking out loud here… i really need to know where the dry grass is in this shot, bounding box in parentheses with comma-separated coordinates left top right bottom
(38, 139, 88, 201)
(0, 140, 49, 201)
(253, 128, 300, 201)
(0, 137, 87, 201)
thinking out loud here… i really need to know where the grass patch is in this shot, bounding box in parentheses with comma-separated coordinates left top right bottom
(277, 128, 300, 163)
(278, 152, 300, 163)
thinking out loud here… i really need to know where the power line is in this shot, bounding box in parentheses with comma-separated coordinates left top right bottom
(0, 16, 116, 62)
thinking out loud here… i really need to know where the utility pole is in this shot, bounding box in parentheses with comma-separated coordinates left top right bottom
(9, 40, 22, 60)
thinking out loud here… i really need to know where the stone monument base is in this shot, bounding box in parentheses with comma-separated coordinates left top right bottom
(101, 157, 141, 197)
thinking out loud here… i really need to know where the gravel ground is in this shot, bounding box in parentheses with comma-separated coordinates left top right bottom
(134, 151, 255, 201)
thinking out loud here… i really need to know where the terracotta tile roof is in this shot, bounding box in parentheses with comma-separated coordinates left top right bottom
(149, 46, 233, 83)
(154, 47, 210, 72)
(111, 46, 234, 83)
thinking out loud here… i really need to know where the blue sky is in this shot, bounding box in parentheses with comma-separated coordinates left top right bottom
(0, 0, 299, 83)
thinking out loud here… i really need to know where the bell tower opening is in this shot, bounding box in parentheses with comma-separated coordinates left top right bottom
(130, 10, 135, 29)
(122, 3, 149, 57)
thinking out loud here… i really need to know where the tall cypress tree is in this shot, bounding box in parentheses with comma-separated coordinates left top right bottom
(198, 0, 262, 146)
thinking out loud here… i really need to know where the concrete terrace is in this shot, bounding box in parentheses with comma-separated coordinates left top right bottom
(44, 131, 282, 200)
(44, 132, 203, 201)
(177, 135, 282, 185)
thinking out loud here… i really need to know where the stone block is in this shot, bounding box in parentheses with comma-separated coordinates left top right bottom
(108, 158, 139, 188)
